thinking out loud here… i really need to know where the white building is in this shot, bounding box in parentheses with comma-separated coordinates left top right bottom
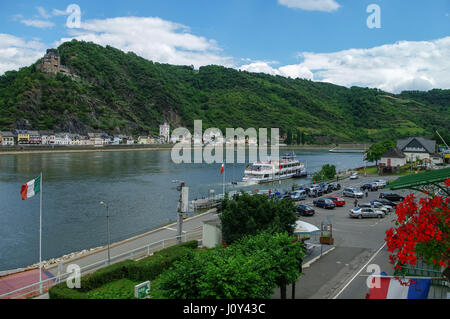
(54, 133, 72, 145)
(159, 122, 170, 144)
(380, 147, 407, 168)
(396, 137, 437, 162)
(0, 132, 15, 146)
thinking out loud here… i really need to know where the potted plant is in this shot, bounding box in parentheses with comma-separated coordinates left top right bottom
(320, 233, 334, 245)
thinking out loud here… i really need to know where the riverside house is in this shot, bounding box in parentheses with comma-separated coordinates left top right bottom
(40, 131, 55, 145)
(16, 130, 30, 144)
(0, 131, 15, 146)
(396, 137, 437, 162)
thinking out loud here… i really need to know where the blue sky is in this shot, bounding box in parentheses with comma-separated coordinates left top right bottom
(0, 0, 449, 92)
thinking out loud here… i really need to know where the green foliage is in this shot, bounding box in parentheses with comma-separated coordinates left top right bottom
(86, 279, 139, 299)
(48, 240, 198, 299)
(152, 232, 305, 299)
(365, 140, 396, 164)
(220, 192, 297, 244)
(312, 164, 336, 182)
(0, 40, 448, 141)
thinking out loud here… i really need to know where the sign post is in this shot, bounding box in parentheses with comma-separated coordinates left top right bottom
(135, 281, 151, 299)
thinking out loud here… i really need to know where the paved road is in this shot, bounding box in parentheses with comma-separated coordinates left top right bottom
(2, 210, 219, 298)
(273, 174, 411, 299)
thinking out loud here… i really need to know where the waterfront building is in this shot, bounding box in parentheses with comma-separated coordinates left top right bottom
(54, 133, 72, 145)
(16, 130, 30, 144)
(40, 131, 55, 145)
(0, 131, 15, 146)
(159, 122, 170, 144)
(396, 137, 438, 162)
(379, 147, 407, 169)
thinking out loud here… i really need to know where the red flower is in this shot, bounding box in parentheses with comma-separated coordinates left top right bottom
(385, 193, 449, 271)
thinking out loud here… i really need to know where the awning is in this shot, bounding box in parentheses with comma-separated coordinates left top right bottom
(293, 220, 320, 235)
(383, 167, 450, 196)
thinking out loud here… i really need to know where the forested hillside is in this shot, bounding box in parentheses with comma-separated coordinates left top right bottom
(0, 40, 448, 143)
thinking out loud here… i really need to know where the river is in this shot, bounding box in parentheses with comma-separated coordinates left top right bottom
(0, 148, 370, 270)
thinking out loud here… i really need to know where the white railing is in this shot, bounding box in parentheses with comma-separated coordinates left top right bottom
(0, 229, 203, 299)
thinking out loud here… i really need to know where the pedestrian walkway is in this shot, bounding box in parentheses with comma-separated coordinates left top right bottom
(0, 268, 55, 299)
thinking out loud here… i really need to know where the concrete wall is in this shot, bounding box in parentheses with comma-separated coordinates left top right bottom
(202, 222, 222, 249)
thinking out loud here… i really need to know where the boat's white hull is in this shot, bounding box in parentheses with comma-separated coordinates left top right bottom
(242, 169, 307, 184)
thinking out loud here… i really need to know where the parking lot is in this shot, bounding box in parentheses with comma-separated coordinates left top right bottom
(274, 174, 415, 299)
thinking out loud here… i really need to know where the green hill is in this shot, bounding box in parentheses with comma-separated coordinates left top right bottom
(0, 40, 448, 143)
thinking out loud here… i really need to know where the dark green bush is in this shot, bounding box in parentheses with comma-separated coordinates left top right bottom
(48, 240, 198, 299)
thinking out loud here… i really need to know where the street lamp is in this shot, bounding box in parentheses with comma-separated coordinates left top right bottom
(99, 201, 111, 264)
(172, 180, 186, 244)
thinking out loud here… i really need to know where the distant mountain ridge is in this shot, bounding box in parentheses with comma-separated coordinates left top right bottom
(0, 40, 448, 143)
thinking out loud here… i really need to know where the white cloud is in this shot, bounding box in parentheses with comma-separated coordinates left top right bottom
(278, 0, 340, 12)
(0, 34, 46, 75)
(239, 37, 450, 93)
(37, 6, 52, 19)
(56, 16, 234, 69)
(239, 61, 313, 80)
(52, 8, 68, 16)
(20, 19, 55, 28)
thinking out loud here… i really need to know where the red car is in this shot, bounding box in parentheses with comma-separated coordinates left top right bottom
(327, 196, 346, 207)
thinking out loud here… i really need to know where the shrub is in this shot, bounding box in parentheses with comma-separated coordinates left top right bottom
(48, 240, 198, 299)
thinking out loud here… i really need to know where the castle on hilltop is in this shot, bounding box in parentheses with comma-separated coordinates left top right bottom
(36, 49, 72, 76)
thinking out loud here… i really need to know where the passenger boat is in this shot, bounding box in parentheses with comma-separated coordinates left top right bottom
(242, 153, 307, 183)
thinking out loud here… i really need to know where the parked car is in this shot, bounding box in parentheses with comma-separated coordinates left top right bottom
(343, 188, 364, 198)
(307, 185, 322, 197)
(327, 196, 346, 207)
(360, 183, 378, 191)
(319, 182, 333, 194)
(297, 204, 315, 216)
(374, 179, 388, 187)
(379, 192, 405, 202)
(330, 182, 341, 190)
(350, 172, 359, 180)
(291, 190, 307, 201)
(374, 198, 398, 208)
(349, 207, 385, 219)
(358, 202, 390, 214)
(313, 198, 336, 209)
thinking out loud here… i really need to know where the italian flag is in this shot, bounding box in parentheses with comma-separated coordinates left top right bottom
(20, 176, 41, 200)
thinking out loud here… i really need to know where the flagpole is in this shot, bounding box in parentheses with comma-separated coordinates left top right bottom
(39, 172, 42, 294)
(222, 164, 225, 197)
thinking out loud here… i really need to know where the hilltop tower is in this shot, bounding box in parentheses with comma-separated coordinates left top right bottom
(36, 49, 71, 75)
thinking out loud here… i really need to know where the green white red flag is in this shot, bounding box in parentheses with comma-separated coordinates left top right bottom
(20, 176, 41, 200)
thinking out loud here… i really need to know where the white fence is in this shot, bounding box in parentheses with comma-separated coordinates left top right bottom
(0, 230, 203, 299)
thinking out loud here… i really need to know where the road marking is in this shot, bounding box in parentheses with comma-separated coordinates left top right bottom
(331, 241, 387, 299)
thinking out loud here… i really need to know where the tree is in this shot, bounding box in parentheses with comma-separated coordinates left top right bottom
(312, 164, 336, 182)
(385, 181, 450, 280)
(296, 129, 301, 145)
(232, 232, 305, 299)
(220, 193, 297, 245)
(152, 232, 305, 299)
(285, 128, 293, 145)
(365, 140, 396, 165)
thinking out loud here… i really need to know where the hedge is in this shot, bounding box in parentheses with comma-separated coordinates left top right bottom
(48, 240, 198, 299)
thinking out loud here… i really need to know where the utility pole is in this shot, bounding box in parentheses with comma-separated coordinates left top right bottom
(99, 201, 111, 264)
(174, 180, 188, 244)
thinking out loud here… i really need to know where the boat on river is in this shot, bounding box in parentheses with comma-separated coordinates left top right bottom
(242, 153, 307, 183)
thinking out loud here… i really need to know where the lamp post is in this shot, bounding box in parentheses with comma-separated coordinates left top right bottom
(172, 180, 187, 244)
(99, 201, 111, 264)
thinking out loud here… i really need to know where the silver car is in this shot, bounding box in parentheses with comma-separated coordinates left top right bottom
(343, 188, 364, 198)
(349, 207, 385, 219)
(358, 202, 391, 214)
